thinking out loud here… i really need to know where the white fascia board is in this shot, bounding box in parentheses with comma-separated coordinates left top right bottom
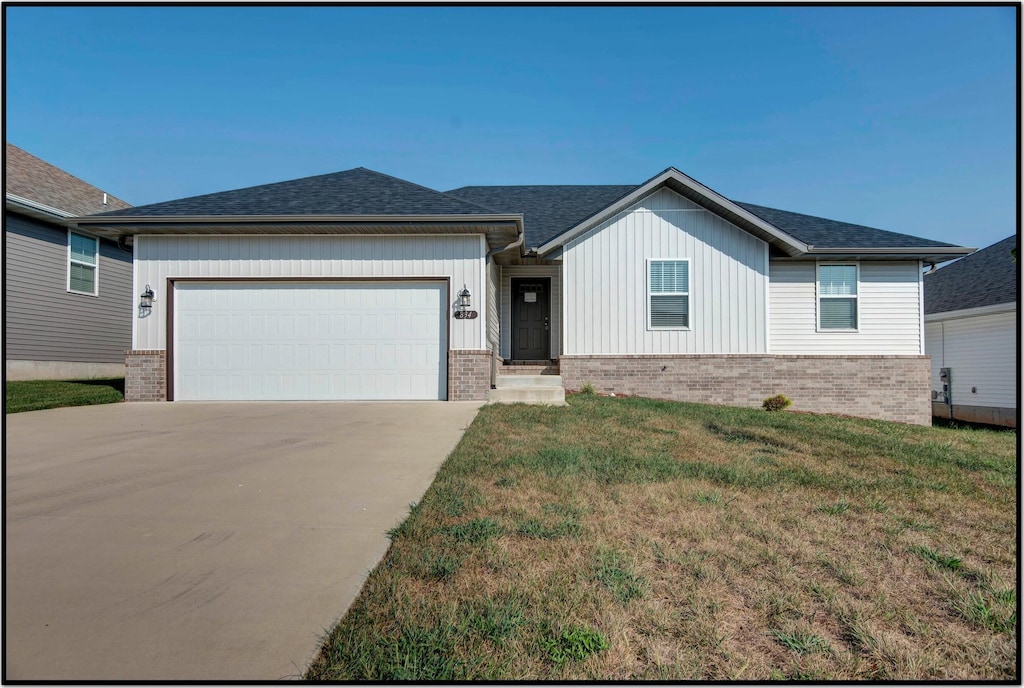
(6, 194, 75, 219)
(925, 301, 1016, 322)
(72, 213, 524, 226)
(535, 168, 809, 256)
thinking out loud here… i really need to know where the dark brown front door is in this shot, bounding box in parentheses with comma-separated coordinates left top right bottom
(511, 278, 550, 360)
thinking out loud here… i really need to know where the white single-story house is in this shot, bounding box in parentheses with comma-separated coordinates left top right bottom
(924, 234, 1017, 427)
(71, 166, 973, 425)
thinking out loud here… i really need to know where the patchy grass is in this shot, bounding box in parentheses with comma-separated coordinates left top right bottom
(5, 378, 124, 413)
(306, 396, 1017, 680)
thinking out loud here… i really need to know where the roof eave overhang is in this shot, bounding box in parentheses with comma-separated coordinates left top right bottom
(924, 301, 1016, 322)
(6, 194, 75, 224)
(70, 213, 525, 252)
(788, 247, 977, 262)
(535, 168, 809, 257)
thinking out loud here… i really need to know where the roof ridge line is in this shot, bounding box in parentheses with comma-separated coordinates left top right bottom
(355, 167, 503, 214)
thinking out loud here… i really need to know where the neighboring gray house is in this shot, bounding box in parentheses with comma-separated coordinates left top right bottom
(924, 235, 1017, 427)
(5, 143, 133, 380)
(72, 166, 972, 425)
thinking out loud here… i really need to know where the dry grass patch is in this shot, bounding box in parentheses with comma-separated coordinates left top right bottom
(306, 396, 1017, 680)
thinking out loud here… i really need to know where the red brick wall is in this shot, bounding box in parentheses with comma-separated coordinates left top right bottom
(125, 350, 167, 401)
(560, 354, 932, 425)
(449, 349, 491, 401)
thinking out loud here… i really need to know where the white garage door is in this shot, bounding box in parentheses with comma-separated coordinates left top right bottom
(173, 281, 447, 401)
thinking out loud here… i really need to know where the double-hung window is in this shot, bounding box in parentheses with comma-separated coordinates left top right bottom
(68, 231, 99, 296)
(817, 263, 858, 330)
(648, 259, 690, 329)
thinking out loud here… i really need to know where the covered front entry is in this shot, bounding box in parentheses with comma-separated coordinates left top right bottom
(511, 277, 550, 360)
(172, 280, 448, 400)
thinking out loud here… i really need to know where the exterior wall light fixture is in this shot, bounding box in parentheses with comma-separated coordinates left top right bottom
(454, 285, 477, 319)
(139, 285, 155, 316)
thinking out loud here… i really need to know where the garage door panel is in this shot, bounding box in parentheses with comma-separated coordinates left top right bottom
(174, 282, 447, 401)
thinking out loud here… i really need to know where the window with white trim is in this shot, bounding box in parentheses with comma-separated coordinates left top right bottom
(68, 231, 99, 295)
(648, 259, 689, 329)
(817, 263, 858, 330)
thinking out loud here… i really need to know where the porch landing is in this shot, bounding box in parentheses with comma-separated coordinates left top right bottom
(489, 360, 566, 406)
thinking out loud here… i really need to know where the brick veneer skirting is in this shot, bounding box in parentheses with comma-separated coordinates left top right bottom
(449, 349, 491, 401)
(560, 354, 932, 425)
(125, 350, 167, 401)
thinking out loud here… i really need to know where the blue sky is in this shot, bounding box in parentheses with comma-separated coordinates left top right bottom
(5, 5, 1017, 250)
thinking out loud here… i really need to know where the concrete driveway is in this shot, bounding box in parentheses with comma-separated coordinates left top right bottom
(5, 400, 482, 680)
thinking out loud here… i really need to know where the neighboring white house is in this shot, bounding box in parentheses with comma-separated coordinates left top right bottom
(71, 166, 972, 425)
(924, 235, 1017, 427)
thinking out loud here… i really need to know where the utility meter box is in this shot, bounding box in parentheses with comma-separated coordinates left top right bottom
(939, 367, 952, 404)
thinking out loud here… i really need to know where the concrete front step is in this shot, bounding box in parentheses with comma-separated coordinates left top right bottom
(495, 375, 564, 388)
(488, 386, 567, 406)
(499, 365, 560, 376)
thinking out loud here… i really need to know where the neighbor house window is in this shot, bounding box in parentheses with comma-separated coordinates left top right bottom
(648, 259, 689, 329)
(68, 231, 99, 295)
(817, 263, 858, 330)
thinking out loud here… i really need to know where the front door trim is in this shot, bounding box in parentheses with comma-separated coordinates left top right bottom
(510, 277, 551, 361)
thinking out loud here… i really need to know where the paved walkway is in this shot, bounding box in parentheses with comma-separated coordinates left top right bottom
(5, 401, 481, 680)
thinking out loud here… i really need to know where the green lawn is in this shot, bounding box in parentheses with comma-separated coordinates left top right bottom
(307, 394, 1017, 681)
(5, 378, 125, 413)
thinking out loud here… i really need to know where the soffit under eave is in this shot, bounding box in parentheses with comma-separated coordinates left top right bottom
(75, 221, 520, 248)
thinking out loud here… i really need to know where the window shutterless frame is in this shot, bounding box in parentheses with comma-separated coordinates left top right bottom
(646, 258, 690, 330)
(67, 230, 99, 296)
(816, 262, 859, 331)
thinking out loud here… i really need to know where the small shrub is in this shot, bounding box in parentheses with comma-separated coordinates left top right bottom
(579, 382, 597, 395)
(763, 394, 792, 412)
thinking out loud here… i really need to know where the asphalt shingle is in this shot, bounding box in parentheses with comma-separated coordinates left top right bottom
(97, 167, 497, 217)
(732, 201, 959, 249)
(6, 143, 131, 216)
(924, 235, 1017, 314)
(444, 185, 638, 248)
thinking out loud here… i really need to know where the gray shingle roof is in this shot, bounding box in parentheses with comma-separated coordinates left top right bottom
(924, 235, 1017, 314)
(444, 185, 637, 248)
(732, 201, 959, 249)
(96, 167, 497, 217)
(6, 143, 131, 216)
(446, 183, 958, 251)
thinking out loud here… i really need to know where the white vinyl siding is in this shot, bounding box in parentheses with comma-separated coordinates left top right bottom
(817, 263, 859, 330)
(770, 261, 922, 354)
(648, 259, 690, 329)
(562, 187, 767, 355)
(500, 264, 561, 359)
(925, 310, 1017, 409)
(68, 231, 99, 295)
(486, 260, 500, 350)
(134, 234, 486, 351)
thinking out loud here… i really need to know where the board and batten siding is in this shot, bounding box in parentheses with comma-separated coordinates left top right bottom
(486, 260, 500, 350)
(925, 310, 1016, 409)
(5, 212, 133, 363)
(561, 187, 768, 355)
(500, 264, 561, 359)
(769, 261, 923, 355)
(134, 234, 487, 351)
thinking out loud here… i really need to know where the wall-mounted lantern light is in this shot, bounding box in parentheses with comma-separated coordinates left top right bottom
(454, 285, 478, 319)
(139, 285, 155, 316)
